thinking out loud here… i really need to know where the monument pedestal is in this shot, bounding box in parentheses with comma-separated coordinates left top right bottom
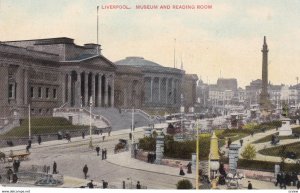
(279, 117, 292, 136)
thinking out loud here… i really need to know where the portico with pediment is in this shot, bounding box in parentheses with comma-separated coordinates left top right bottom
(61, 56, 116, 108)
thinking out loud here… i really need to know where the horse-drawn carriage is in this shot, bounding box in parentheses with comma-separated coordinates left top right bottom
(0, 151, 30, 163)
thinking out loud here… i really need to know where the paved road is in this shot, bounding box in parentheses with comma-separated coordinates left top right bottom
(1, 129, 191, 189)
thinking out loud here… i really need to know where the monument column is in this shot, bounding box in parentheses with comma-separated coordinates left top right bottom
(0, 64, 9, 106)
(16, 67, 24, 105)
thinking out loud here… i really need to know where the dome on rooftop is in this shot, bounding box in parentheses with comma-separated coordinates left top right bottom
(115, 57, 162, 67)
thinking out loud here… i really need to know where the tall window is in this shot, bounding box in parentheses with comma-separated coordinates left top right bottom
(8, 84, 14, 98)
(46, 88, 49, 98)
(38, 87, 42, 98)
(31, 87, 34, 98)
(53, 88, 57, 99)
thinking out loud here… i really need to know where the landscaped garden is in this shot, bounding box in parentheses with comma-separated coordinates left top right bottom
(0, 117, 88, 138)
(258, 142, 300, 159)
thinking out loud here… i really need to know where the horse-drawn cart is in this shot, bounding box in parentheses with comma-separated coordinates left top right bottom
(0, 151, 30, 162)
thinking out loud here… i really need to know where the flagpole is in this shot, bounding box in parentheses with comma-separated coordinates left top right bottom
(97, 6, 99, 55)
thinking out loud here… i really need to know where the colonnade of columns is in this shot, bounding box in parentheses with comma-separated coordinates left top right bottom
(144, 76, 181, 106)
(63, 70, 114, 108)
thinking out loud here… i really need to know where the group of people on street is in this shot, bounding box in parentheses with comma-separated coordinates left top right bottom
(275, 172, 300, 189)
(179, 162, 192, 176)
(95, 145, 107, 160)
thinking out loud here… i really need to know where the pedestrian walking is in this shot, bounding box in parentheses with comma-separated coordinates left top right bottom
(129, 133, 132, 140)
(26, 145, 30, 153)
(239, 139, 243, 147)
(136, 181, 141, 189)
(6, 168, 13, 181)
(102, 136, 105, 141)
(102, 180, 108, 189)
(83, 164, 88, 179)
(38, 135, 42, 145)
(12, 173, 18, 183)
(248, 181, 253, 189)
(104, 148, 107, 159)
(53, 161, 57, 174)
(108, 129, 111, 136)
(134, 149, 138, 159)
(179, 165, 185, 176)
(187, 162, 192, 174)
(96, 145, 100, 156)
(102, 149, 105, 160)
(28, 139, 32, 148)
(297, 180, 300, 189)
(87, 180, 94, 188)
(100, 129, 103, 135)
(82, 132, 85, 139)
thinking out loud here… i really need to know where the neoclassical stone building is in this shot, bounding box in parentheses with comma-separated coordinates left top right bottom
(115, 57, 185, 111)
(0, 38, 115, 122)
(0, 37, 198, 128)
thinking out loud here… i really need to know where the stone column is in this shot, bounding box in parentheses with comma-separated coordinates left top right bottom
(84, 72, 89, 107)
(24, 68, 29, 105)
(0, 64, 9, 106)
(111, 75, 115, 107)
(150, 77, 154, 102)
(16, 67, 24, 105)
(98, 73, 102, 107)
(155, 135, 165, 165)
(75, 72, 82, 107)
(171, 78, 175, 105)
(158, 77, 161, 103)
(105, 74, 108, 106)
(67, 73, 72, 105)
(165, 78, 169, 104)
(91, 73, 96, 106)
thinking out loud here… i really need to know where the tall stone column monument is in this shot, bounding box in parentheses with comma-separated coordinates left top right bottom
(259, 36, 274, 113)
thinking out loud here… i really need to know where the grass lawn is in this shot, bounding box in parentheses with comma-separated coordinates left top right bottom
(258, 142, 300, 159)
(252, 132, 298, 144)
(0, 117, 88, 138)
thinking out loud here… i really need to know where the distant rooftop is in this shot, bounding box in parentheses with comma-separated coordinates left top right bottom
(115, 57, 162, 67)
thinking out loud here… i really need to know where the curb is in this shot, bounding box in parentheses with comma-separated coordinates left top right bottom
(104, 159, 195, 180)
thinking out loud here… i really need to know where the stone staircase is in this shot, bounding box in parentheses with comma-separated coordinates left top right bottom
(92, 108, 152, 130)
(53, 108, 110, 129)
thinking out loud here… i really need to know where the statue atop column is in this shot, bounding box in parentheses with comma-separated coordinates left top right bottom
(259, 36, 274, 114)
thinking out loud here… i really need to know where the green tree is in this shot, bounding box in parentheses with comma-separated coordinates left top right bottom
(241, 144, 256, 160)
(176, 179, 193, 189)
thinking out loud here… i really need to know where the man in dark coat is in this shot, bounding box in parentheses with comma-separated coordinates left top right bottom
(104, 148, 107, 159)
(82, 132, 85, 139)
(96, 145, 100, 156)
(53, 161, 57, 174)
(38, 135, 42, 145)
(136, 181, 141, 189)
(187, 162, 192, 174)
(87, 180, 94, 188)
(83, 164, 88, 179)
(248, 181, 253, 189)
(102, 149, 105, 160)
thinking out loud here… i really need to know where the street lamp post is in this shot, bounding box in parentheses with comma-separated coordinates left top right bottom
(89, 96, 93, 149)
(28, 104, 31, 140)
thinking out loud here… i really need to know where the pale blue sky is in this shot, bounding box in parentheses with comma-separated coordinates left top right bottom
(1, 0, 300, 87)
